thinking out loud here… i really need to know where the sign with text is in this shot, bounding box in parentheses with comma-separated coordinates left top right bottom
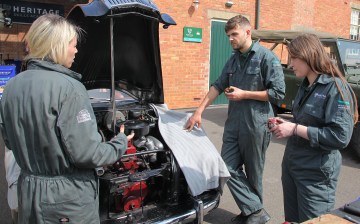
(0, 65, 16, 100)
(0, 0, 64, 24)
(183, 27, 202, 43)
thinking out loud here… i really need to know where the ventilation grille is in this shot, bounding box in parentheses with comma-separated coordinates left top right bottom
(106, 0, 150, 6)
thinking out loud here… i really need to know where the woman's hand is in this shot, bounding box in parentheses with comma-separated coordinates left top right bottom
(120, 124, 134, 141)
(268, 117, 296, 139)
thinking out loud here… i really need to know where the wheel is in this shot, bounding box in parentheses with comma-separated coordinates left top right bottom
(348, 122, 360, 158)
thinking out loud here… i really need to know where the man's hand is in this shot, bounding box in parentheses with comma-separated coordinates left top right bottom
(184, 112, 202, 132)
(120, 124, 135, 141)
(224, 86, 247, 101)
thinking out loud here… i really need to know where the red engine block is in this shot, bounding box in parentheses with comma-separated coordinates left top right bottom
(113, 140, 140, 173)
(122, 181, 148, 211)
(113, 140, 149, 212)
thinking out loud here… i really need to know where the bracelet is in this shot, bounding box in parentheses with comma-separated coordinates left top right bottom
(293, 123, 298, 136)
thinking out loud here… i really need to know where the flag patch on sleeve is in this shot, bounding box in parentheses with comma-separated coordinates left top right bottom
(76, 109, 91, 123)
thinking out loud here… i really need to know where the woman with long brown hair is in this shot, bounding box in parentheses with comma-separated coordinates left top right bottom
(269, 34, 358, 223)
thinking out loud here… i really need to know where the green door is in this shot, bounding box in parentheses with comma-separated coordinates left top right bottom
(209, 20, 233, 105)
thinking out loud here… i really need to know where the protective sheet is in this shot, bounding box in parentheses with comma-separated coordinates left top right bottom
(154, 105, 230, 196)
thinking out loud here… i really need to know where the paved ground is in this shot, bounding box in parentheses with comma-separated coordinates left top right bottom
(0, 105, 359, 224)
(180, 105, 360, 224)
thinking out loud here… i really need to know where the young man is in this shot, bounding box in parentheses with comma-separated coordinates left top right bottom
(185, 15, 285, 224)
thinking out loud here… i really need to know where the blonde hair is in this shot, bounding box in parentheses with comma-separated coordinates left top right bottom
(25, 14, 80, 66)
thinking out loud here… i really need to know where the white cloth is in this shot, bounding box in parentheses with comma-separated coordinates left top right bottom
(4, 146, 21, 210)
(154, 105, 230, 196)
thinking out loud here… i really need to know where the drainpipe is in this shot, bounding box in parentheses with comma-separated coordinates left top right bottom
(255, 0, 260, 29)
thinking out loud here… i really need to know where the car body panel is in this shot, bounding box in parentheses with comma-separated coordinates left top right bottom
(68, 0, 175, 104)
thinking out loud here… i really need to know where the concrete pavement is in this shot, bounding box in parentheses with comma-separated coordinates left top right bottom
(180, 105, 360, 224)
(0, 105, 359, 224)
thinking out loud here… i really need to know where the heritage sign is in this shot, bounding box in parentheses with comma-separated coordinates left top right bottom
(0, 0, 64, 24)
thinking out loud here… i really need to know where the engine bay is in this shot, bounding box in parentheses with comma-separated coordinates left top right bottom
(93, 102, 189, 222)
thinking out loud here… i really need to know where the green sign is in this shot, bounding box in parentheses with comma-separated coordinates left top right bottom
(183, 27, 202, 43)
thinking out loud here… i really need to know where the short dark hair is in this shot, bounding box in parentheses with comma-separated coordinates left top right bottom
(225, 15, 251, 32)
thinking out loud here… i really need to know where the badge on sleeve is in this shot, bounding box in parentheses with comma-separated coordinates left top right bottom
(337, 100, 350, 110)
(271, 58, 281, 67)
(59, 217, 69, 222)
(76, 109, 92, 123)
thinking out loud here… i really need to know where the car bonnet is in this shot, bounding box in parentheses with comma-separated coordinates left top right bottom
(67, 0, 175, 104)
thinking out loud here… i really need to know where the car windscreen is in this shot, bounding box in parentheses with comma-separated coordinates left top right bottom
(337, 40, 360, 67)
(317, 41, 341, 69)
(88, 88, 137, 103)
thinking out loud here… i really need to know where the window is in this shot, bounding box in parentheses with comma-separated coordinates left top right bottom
(350, 8, 360, 40)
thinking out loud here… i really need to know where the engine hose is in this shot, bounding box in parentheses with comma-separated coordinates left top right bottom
(170, 153, 181, 202)
(140, 155, 151, 170)
(98, 129, 106, 142)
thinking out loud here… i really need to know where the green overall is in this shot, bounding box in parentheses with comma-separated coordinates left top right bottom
(282, 74, 356, 222)
(212, 41, 285, 215)
(0, 59, 128, 224)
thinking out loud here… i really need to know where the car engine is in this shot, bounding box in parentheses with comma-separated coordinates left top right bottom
(93, 104, 188, 223)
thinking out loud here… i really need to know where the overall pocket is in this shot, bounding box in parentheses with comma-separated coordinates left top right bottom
(303, 104, 324, 126)
(40, 178, 99, 224)
(245, 58, 263, 90)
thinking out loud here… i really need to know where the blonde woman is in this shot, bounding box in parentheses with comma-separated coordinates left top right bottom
(0, 14, 134, 223)
(269, 34, 358, 223)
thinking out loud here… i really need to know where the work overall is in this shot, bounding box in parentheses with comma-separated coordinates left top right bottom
(282, 74, 355, 222)
(212, 41, 285, 215)
(0, 60, 128, 224)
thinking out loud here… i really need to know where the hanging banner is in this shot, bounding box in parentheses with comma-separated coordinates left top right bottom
(0, 0, 64, 24)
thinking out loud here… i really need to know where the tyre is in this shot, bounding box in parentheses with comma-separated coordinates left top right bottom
(348, 122, 360, 158)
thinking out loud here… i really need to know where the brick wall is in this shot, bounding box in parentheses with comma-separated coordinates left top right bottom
(157, 0, 257, 109)
(156, 0, 360, 109)
(1, 0, 359, 109)
(0, 1, 87, 63)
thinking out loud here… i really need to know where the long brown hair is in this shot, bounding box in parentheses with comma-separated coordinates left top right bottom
(288, 34, 358, 123)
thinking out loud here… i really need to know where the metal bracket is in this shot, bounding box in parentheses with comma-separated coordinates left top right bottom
(193, 198, 204, 224)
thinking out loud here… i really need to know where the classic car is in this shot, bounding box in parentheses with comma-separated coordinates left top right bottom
(67, 0, 230, 223)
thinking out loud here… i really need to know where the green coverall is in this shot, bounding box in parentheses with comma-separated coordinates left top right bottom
(212, 41, 285, 215)
(282, 74, 356, 222)
(0, 59, 128, 224)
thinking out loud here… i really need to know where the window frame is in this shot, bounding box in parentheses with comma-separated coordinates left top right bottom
(350, 8, 360, 40)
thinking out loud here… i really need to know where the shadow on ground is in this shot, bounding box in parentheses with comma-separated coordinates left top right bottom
(204, 207, 238, 224)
